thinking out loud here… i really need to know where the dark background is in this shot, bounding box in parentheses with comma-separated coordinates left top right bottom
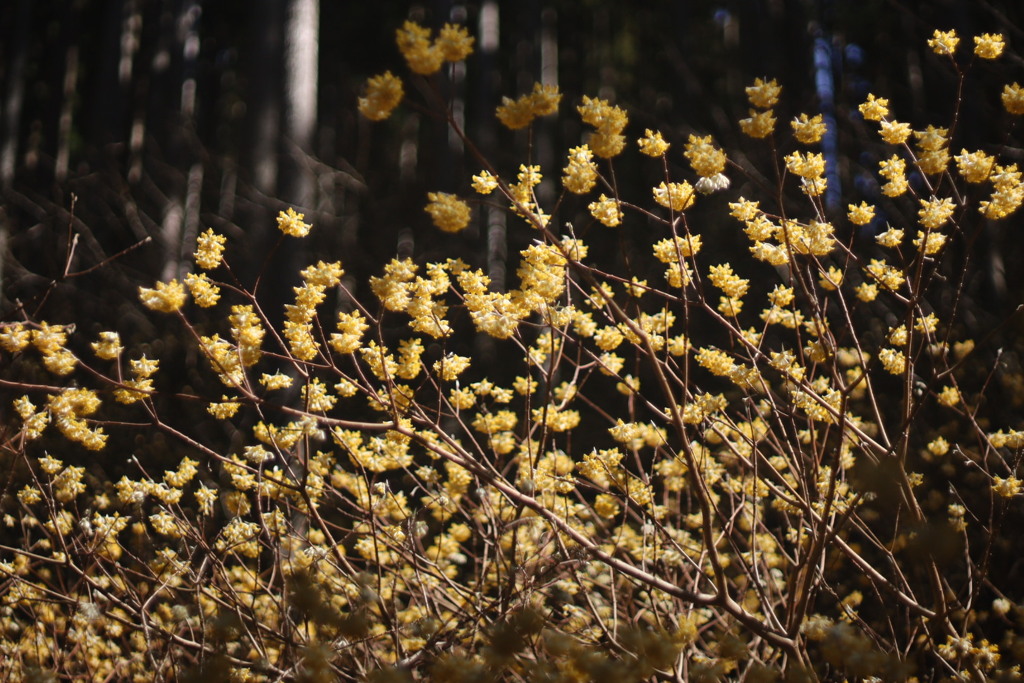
(2, 0, 1023, 379)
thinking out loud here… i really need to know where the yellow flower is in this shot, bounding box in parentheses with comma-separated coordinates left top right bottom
(855, 282, 878, 302)
(358, 71, 404, 121)
(955, 149, 995, 183)
(858, 94, 889, 122)
(652, 181, 695, 212)
(819, 266, 843, 291)
(928, 29, 959, 56)
(739, 109, 776, 138)
(745, 77, 781, 109)
(684, 134, 727, 178)
(913, 230, 947, 255)
(184, 272, 221, 308)
(528, 83, 562, 116)
(876, 227, 903, 248)
(277, 207, 311, 237)
(577, 95, 627, 131)
(208, 398, 240, 419)
(588, 194, 623, 227)
(847, 202, 875, 226)
(791, 113, 826, 144)
(91, 331, 123, 360)
(937, 386, 961, 407)
(434, 353, 471, 381)
(471, 170, 499, 194)
(562, 145, 598, 194)
(994, 476, 1022, 498)
(729, 198, 760, 221)
(785, 151, 825, 178)
(396, 338, 424, 380)
(918, 149, 950, 176)
(589, 130, 625, 158)
(980, 164, 1024, 219)
(495, 94, 535, 130)
(637, 129, 670, 156)
(917, 196, 956, 229)
(879, 155, 908, 197)
(396, 21, 444, 75)
(425, 192, 471, 233)
(0, 323, 30, 353)
(578, 95, 628, 158)
(879, 120, 911, 145)
(139, 279, 187, 313)
(260, 372, 294, 390)
(973, 33, 1004, 59)
(653, 235, 702, 262)
(496, 83, 562, 130)
(1002, 83, 1024, 115)
(707, 263, 749, 299)
(915, 125, 948, 152)
(194, 228, 226, 269)
(878, 347, 906, 375)
(436, 23, 475, 62)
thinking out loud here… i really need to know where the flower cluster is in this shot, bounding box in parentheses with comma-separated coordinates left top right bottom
(5, 23, 1024, 683)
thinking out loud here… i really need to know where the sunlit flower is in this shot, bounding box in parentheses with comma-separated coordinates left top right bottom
(973, 33, 1004, 59)
(879, 120, 912, 145)
(955, 149, 995, 183)
(496, 82, 562, 130)
(847, 202, 875, 226)
(917, 196, 956, 229)
(425, 192, 471, 233)
(1002, 83, 1024, 115)
(471, 170, 499, 194)
(139, 279, 187, 313)
(858, 94, 889, 122)
(588, 194, 623, 227)
(194, 228, 226, 269)
(277, 207, 311, 237)
(563, 145, 598, 194)
(928, 29, 959, 56)
(652, 181, 695, 212)
(184, 272, 220, 308)
(746, 77, 781, 109)
(91, 331, 122, 360)
(740, 108, 776, 138)
(791, 113, 826, 144)
(637, 129, 670, 156)
(684, 134, 727, 178)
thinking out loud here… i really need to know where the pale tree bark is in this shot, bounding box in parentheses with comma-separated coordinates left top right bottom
(159, 0, 202, 282)
(0, 0, 32, 312)
(281, 0, 318, 210)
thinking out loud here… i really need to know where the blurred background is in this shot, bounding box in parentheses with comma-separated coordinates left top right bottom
(0, 0, 1019, 323)
(3, 0, 1023, 327)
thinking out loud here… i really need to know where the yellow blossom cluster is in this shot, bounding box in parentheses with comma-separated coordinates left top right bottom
(424, 191, 471, 233)
(358, 70, 404, 121)
(562, 144, 598, 194)
(495, 82, 562, 130)
(578, 95, 628, 158)
(395, 20, 474, 76)
(740, 77, 779, 139)
(9, 21, 1024, 682)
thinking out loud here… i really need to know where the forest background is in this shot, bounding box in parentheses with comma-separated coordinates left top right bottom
(5, 0, 1023, 332)
(5, 0, 1024, 680)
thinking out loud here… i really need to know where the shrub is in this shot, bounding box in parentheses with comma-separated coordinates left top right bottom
(3, 21, 1024, 682)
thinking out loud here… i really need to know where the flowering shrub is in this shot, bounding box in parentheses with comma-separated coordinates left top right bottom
(4, 21, 1024, 682)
